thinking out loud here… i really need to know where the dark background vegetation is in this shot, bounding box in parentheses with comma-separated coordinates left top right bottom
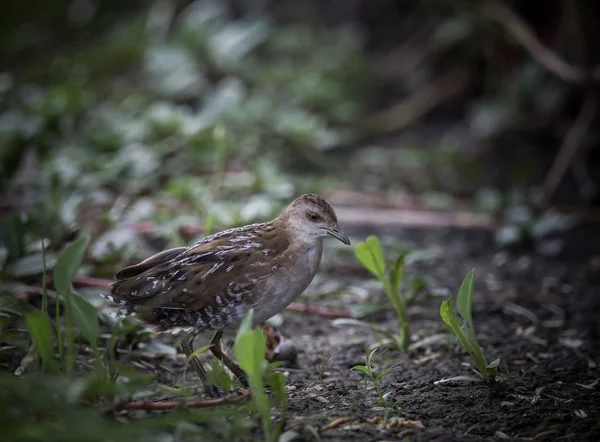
(3, 0, 600, 208)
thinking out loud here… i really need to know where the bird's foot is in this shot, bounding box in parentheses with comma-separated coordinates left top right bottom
(264, 325, 298, 367)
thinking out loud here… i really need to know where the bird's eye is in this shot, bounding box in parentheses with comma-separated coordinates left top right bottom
(309, 212, 319, 221)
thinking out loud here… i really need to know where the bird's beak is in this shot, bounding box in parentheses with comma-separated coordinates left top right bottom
(324, 222, 351, 245)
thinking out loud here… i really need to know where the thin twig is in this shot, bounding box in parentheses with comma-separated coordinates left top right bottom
(321, 417, 349, 432)
(108, 388, 250, 411)
(73, 275, 113, 289)
(334, 206, 496, 229)
(484, 0, 600, 83)
(542, 95, 597, 204)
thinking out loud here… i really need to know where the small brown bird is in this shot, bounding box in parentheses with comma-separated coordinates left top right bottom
(108, 193, 350, 395)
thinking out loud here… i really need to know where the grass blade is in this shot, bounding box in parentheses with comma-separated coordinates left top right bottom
(456, 269, 475, 325)
(455, 270, 488, 370)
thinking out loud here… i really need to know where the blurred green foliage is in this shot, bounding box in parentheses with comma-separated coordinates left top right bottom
(1, 0, 372, 267)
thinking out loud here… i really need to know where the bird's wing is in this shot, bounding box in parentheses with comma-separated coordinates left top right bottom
(114, 247, 187, 279)
(109, 229, 287, 313)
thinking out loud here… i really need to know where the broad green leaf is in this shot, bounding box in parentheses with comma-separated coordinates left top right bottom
(440, 298, 456, 328)
(235, 324, 272, 439)
(267, 370, 287, 406)
(67, 291, 99, 347)
(456, 269, 475, 324)
(355, 236, 386, 279)
(235, 308, 254, 347)
(25, 310, 56, 372)
(235, 328, 265, 377)
(53, 236, 89, 293)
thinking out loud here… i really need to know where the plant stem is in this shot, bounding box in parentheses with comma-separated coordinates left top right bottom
(388, 286, 410, 350)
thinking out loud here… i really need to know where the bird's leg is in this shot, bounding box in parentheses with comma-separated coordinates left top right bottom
(263, 324, 281, 363)
(181, 331, 220, 397)
(209, 331, 248, 386)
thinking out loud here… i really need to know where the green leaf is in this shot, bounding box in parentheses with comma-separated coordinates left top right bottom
(355, 236, 386, 280)
(351, 365, 372, 377)
(53, 236, 89, 293)
(439, 298, 455, 329)
(455, 270, 489, 371)
(235, 328, 265, 378)
(25, 310, 56, 372)
(456, 269, 475, 324)
(206, 359, 234, 392)
(389, 256, 405, 296)
(267, 370, 288, 405)
(440, 297, 477, 360)
(235, 308, 254, 347)
(67, 291, 99, 347)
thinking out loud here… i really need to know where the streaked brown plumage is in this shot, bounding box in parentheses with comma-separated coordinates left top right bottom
(107, 193, 350, 396)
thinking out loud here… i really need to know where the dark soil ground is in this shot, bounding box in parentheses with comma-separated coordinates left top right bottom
(123, 221, 600, 441)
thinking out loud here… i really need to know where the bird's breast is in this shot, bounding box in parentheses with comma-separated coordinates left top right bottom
(251, 241, 323, 324)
